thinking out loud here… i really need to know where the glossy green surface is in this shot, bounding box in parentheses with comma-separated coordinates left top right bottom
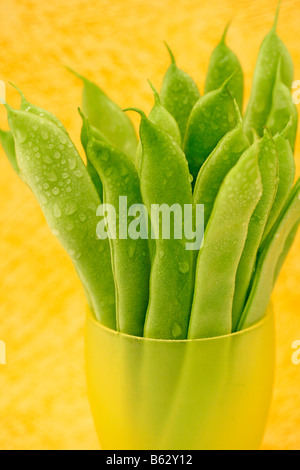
(205, 23, 244, 110)
(5, 103, 116, 329)
(189, 144, 262, 339)
(86, 306, 275, 450)
(160, 43, 201, 141)
(183, 77, 237, 184)
(86, 133, 151, 337)
(1, 7, 299, 344)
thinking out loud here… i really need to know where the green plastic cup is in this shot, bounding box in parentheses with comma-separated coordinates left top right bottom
(85, 305, 275, 450)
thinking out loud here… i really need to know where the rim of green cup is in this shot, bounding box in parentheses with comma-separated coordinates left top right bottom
(86, 303, 274, 344)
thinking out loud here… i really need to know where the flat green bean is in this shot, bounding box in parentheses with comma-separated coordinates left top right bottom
(244, 5, 294, 139)
(266, 60, 298, 152)
(193, 100, 249, 228)
(232, 130, 278, 331)
(132, 109, 194, 340)
(238, 179, 300, 331)
(81, 120, 110, 199)
(188, 144, 262, 339)
(85, 128, 151, 336)
(205, 23, 244, 111)
(183, 74, 237, 185)
(68, 68, 138, 160)
(136, 81, 181, 173)
(262, 123, 295, 243)
(10, 83, 68, 135)
(5, 103, 116, 329)
(0, 129, 19, 175)
(160, 43, 201, 141)
(274, 221, 299, 283)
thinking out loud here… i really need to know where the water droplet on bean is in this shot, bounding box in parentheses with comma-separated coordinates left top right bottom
(79, 213, 87, 222)
(41, 130, 49, 140)
(54, 205, 62, 218)
(69, 159, 76, 170)
(65, 202, 77, 215)
(171, 323, 182, 339)
(54, 151, 61, 160)
(52, 187, 60, 196)
(178, 261, 190, 274)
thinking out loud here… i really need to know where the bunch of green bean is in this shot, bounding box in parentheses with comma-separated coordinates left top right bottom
(1, 6, 299, 340)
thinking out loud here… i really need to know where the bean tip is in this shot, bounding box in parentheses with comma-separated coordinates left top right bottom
(233, 98, 242, 124)
(221, 21, 232, 44)
(65, 65, 85, 82)
(78, 107, 93, 141)
(123, 107, 146, 120)
(221, 68, 238, 92)
(147, 80, 161, 104)
(273, 0, 281, 31)
(163, 41, 176, 65)
(279, 115, 294, 139)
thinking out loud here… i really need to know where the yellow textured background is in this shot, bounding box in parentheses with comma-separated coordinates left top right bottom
(0, 0, 299, 450)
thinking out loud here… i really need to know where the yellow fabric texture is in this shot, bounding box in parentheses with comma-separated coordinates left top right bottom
(0, 0, 299, 450)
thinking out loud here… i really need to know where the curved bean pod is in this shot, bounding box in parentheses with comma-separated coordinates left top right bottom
(5, 104, 116, 329)
(1, 84, 68, 175)
(205, 23, 244, 111)
(262, 122, 296, 243)
(232, 130, 278, 331)
(238, 178, 300, 331)
(160, 43, 201, 141)
(193, 100, 249, 228)
(183, 75, 237, 185)
(244, 5, 294, 139)
(136, 81, 181, 172)
(85, 122, 151, 337)
(188, 144, 262, 339)
(10, 83, 68, 135)
(266, 60, 298, 152)
(274, 221, 299, 283)
(133, 109, 194, 340)
(68, 68, 137, 160)
(0, 129, 19, 175)
(81, 119, 110, 199)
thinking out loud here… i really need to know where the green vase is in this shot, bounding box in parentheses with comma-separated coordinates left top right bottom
(85, 305, 275, 450)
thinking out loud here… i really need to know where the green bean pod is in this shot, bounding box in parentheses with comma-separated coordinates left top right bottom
(244, 6, 294, 139)
(134, 110, 194, 340)
(85, 126, 151, 337)
(81, 120, 110, 199)
(0, 129, 19, 175)
(68, 68, 137, 160)
(1, 84, 69, 175)
(238, 179, 300, 331)
(10, 83, 68, 135)
(205, 23, 244, 111)
(232, 130, 278, 331)
(183, 75, 237, 184)
(266, 61, 298, 152)
(193, 100, 249, 228)
(274, 221, 299, 282)
(136, 81, 181, 172)
(188, 144, 262, 339)
(160, 43, 201, 141)
(262, 123, 296, 243)
(5, 104, 116, 329)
